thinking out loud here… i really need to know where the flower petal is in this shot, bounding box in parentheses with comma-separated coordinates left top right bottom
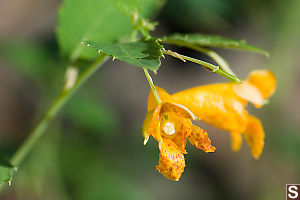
(244, 115, 265, 159)
(160, 115, 191, 153)
(234, 70, 276, 108)
(155, 139, 185, 181)
(187, 125, 216, 152)
(247, 70, 276, 100)
(231, 131, 243, 152)
(148, 105, 162, 142)
(172, 84, 248, 133)
(142, 110, 154, 145)
(148, 86, 172, 111)
(234, 82, 265, 108)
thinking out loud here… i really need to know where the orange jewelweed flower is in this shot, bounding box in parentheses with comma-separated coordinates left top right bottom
(142, 87, 216, 181)
(172, 70, 276, 159)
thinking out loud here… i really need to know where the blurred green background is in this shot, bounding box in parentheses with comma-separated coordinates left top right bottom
(0, 0, 300, 199)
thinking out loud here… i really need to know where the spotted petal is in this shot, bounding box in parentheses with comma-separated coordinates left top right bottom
(187, 125, 216, 152)
(160, 115, 191, 153)
(155, 139, 185, 181)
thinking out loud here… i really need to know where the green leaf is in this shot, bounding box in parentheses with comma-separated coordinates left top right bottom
(110, 0, 138, 16)
(161, 33, 269, 57)
(56, 0, 132, 60)
(56, 0, 163, 61)
(111, 0, 165, 19)
(0, 152, 13, 184)
(83, 39, 163, 70)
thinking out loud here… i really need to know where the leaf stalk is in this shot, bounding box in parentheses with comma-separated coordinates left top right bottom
(162, 50, 241, 83)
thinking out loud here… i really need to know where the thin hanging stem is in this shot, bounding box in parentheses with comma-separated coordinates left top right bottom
(143, 68, 161, 105)
(162, 50, 241, 83)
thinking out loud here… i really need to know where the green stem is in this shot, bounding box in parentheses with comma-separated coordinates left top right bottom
(190, 46, 235, 76)
(162, 50, 241, 83)
(11, 55, 107, 166)
(130, 30, 138, 42)
(143, 68, 161, 105)
(161, 39, 236, 76)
